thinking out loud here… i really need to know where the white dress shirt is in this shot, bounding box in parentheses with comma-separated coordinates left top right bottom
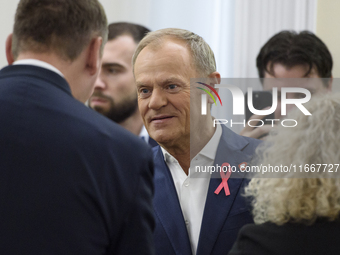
(161, 124, 222, 255)
(139, 125, 150, 144)
(13, 59, 64, 77)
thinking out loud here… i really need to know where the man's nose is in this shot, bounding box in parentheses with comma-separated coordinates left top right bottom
(148, 88, 167, 110)
(94, 73, 106, 90)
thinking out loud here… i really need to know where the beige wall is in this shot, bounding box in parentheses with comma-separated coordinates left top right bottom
(316, 0, 340, 92)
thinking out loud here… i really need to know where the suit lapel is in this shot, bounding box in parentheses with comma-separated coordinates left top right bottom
(197, 126, 251, 255)
(153, 147, 192, 255)
(148, 137, 159, 148)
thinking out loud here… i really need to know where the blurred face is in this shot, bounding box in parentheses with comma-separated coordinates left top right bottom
(89, 35, 138, 123)
(263, 63, 331, 119)
(134, 40, 196, 147)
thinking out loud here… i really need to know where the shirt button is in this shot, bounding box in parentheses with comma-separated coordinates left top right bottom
(184, 181, 190, 187)
(185, 220, 189, 225)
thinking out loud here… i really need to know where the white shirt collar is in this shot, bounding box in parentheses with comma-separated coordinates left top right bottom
(161, 146, 178, 164)
(161, 124, 222, 163)
(138, 125, 150, 144)
(13, 59, 64, 78)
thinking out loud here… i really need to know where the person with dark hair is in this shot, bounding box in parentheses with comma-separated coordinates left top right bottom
(256, 31, 333, 79)
(1, 1, 154, 254)
(240, 30, 332, 139)
(89, 22, 157, 147)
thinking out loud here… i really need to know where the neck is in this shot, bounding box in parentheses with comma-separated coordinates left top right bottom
(167, 116, 215, 175)
(15, 51, 91, 103)
(160, 115, 215, 176)
(162, 140, 191, 175)
(119, 109, 144, 136)
(190, 117, 216, 161)
(16, 52, 71, 77)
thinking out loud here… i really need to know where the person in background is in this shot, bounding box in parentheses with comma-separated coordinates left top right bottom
(133, 28, 261, 255)
(241, 30, 332, 139)
(89, 22, 157, 147)
(0, 1, 154, 254)
(229, 93, 340, 255)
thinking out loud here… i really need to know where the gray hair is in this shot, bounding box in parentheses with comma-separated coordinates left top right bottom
(132, 28, 216, 76)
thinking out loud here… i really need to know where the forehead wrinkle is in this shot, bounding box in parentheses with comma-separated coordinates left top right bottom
(136, 75, 186, 88)
(134, 38, 199, 89)
(143, 37, 198, 72)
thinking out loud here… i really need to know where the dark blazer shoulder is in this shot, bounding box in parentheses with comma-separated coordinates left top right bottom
(229, 221, 340, 255)
(0, 65, 155, 255)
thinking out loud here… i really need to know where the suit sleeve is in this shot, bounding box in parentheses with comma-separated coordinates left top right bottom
(115, 148, 155, 255)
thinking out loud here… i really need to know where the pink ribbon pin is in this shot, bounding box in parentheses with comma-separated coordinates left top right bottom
(214, 162, 232, 196)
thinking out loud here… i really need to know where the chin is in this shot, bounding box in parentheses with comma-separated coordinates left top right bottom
(153, 133, 184, 148)
(92, 106, 108, 115)
(151, 133, 173, 145)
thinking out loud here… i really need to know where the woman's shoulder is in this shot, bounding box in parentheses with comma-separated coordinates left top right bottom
(229, 220, 340, 255)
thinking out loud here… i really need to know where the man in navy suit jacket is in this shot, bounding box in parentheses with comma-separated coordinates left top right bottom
(133, 28, 260, 255)
(0, 1, 154, 254)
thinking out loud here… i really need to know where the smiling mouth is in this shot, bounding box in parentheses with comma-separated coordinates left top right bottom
(150, 116, 174, 122)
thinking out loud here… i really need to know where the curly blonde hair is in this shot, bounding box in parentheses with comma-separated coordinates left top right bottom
(246, 93, 340, 225)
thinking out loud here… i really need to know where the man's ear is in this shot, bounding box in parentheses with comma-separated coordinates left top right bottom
(209, 71, 221, 84)
(207, 71, 221, 104)
(6, 34, 14, 65)
(86, 36, 103, 76)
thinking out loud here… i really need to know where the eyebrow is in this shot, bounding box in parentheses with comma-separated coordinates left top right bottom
(136, 82, 145, 88)
(136, 77, 185, 88)
(102, 63, 125, 69)
(161, 77, 184, 85)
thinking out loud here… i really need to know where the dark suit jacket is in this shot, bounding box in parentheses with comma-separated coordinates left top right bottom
(149, 137, 158, 147)
(0, 65, 154, 255)
(228, 220, 340, 255)
(152, 125, 260, 255)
